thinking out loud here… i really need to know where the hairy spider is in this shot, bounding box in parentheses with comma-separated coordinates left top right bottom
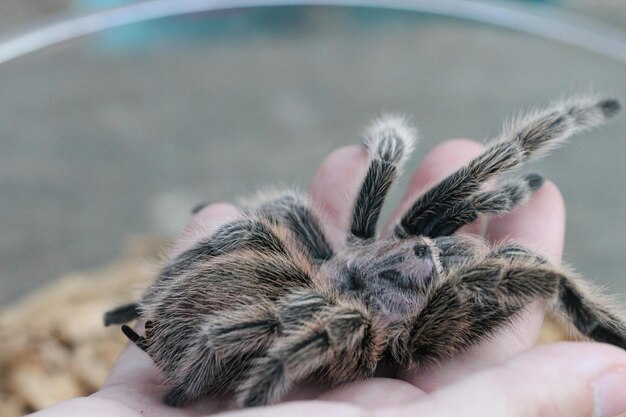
(105, 95, 625, 408)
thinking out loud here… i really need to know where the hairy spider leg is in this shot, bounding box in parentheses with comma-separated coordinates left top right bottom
(104, 215, 302, 325)
(114, 213, 318, 404)
(164, 290, 366, 406)
(350, 115, 417, 241)
(140, 247, 314, 403)
(162, 303, 281, 406)
(121, 324, 149, 351)
(394, 97, 622, 238)
(160, 217, 291, 280)
(251, 190, 334, 262)
(104, 303, 141, 326)
(401, 246, 626, 368)
(421, 173, 544, 237)
(238, 290, 383, 407)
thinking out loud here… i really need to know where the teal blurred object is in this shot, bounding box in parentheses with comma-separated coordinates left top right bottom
(76, 0, 556, 51)
(4, 1, 624, 64)
(78, 0, 311, 50)
(75, 2, 461, 52)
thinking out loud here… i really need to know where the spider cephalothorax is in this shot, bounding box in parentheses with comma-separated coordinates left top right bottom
(105, 95, 626, 407)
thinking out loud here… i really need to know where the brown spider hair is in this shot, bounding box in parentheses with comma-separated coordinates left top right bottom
(105, 95, 625, 407)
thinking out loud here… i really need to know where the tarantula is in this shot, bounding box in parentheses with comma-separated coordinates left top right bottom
(105, 95, 625, 408)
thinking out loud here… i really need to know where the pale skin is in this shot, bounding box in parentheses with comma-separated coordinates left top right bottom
(30, 140, 626, 417)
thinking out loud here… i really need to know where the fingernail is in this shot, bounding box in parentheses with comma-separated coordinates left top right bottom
(594, 369, 626, 417)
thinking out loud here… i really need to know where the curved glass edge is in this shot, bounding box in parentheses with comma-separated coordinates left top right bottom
(0, 0, 625, 66)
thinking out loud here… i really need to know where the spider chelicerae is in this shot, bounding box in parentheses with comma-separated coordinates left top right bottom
(105, 95, 625, 408)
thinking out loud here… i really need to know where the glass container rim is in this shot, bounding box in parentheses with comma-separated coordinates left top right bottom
(0, 0, 624, 67)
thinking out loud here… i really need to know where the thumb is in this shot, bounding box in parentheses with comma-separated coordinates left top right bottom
(375, 342, 626, 417)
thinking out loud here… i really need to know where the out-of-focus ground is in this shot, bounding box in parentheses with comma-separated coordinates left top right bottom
(0, 237, 160, 416)
(0, 1, 625, 306)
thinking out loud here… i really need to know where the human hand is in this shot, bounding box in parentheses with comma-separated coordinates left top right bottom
(30, 140, 626, 417)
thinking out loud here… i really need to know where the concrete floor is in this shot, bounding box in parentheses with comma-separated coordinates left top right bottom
(1, 5, 625, 305)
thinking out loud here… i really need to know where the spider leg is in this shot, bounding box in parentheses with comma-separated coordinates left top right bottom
(469, 245, 625, 350)
(402, 247, 626, 367)
(121, 324, 149, 351)
(394, 96, 621, 238)
(350, 115, 417, 241)
(556, 275, 626, 348)
(422, 172, 544, 237)
(160, 217, 292, 279)
(162, 303, 281, 407)
(104, 215, 301, 325)
(136, 235, 316, 406)
(104, 302, 140, 326)
(249, 190, 334, 262)
(238, 291, 382, 407)
(139, 241, 315, 388)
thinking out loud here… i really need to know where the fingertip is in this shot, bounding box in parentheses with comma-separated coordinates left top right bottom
(486, 179, 566, 262)
(309, 145, 369, 243)
(171, 202, 243, 257)
(508, 341, 626, 370)
(537, 180, 566, 223)
(192, 202, 242, 221)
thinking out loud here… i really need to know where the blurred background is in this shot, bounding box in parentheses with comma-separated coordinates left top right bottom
(0, 0, 625, 304)
(0, 1, 625, 415)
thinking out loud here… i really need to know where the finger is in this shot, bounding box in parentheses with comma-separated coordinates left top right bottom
(100, 340, 167, 391)
(170, 202, 243, 258)
(376, 342, 626, 417)
(212, 401, 365, 417)
(100, 342, 230, 416)
(309, 145, 370, 246)
(384, 139, 486, 235)
(27, 396, 146, 417)
(486, 180, 566, 262)
(402, 181, 565, 391)
(316, 378, 428, 408)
